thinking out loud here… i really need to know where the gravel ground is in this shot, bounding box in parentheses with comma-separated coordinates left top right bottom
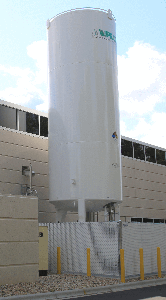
(0, 273, 166, 298)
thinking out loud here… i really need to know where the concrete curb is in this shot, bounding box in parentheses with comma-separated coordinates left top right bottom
(1, 278, 166, 299)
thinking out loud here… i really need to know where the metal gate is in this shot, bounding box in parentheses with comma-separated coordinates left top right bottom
(39, 222, 120, 277)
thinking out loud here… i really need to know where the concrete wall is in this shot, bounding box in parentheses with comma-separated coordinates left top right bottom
(120, 156, 166, 221)
(0, 127, 56, 223)
(0, 194, 39, 285)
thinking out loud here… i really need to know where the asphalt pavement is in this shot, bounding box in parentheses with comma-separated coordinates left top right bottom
(1, 278, 166, 300)
(68, 284, 166, 300)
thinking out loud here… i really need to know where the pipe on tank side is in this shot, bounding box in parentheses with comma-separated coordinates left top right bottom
(78, 199, 86, 222)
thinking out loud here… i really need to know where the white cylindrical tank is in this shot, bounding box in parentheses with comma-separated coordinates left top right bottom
(48, 8, 122, 221)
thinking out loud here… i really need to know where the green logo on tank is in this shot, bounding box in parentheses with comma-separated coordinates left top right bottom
(93, 29, 116, 42)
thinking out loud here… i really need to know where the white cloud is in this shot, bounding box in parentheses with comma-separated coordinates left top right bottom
(118, 41, 166, 148)
(27, 40, 47, 85)
(118, 41, 166, 116)
(0, 65, 33, 78)
(1, 39, 166, 148)
(121, 113, 166, 148)
(36, 101, 48, 112)
(0, 40, 47, 111)
(120, 94, 159, 116)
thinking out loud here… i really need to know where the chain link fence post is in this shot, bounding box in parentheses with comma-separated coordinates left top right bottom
(118, 220, 122, 278)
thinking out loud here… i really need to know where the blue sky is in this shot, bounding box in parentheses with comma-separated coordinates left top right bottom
(0, 0, 166, 147)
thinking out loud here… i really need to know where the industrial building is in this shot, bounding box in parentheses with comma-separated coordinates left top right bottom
(1, 8, 166, 224)
(1, 99, 166, 224)
(2, 8, 166, 287)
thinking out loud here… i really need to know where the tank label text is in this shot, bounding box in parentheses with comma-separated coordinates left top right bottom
(92, 29, 116, 42)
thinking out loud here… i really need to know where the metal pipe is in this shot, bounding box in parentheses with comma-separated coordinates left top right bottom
(118, 220, 122, 277)
(120, 249, 125, 283)
(118, 220, 122, 251)
(139, 248, 144, 280)
(87, 248, 91, 276)
(78, 199, 86, 222)
(29, 163, 32, 192)
(57, 247, 61, 274)
(157, 247, 161, 278)
(104, 206, 107, 222)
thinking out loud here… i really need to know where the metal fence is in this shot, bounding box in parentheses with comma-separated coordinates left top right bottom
(122, 222, 166, 277)
(39, 222, 120, 277)
(39, 221, 166, 278)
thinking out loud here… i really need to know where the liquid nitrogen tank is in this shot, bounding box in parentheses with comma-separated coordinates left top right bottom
(47, 8, 122, 222)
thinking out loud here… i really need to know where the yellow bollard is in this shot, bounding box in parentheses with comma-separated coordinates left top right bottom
(139, 248, 144, 280)
(87, 248, 91, 276)
(57, 247, 61, 274)
(120, 249, 125, 283)
(157, 247, 161, 278)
